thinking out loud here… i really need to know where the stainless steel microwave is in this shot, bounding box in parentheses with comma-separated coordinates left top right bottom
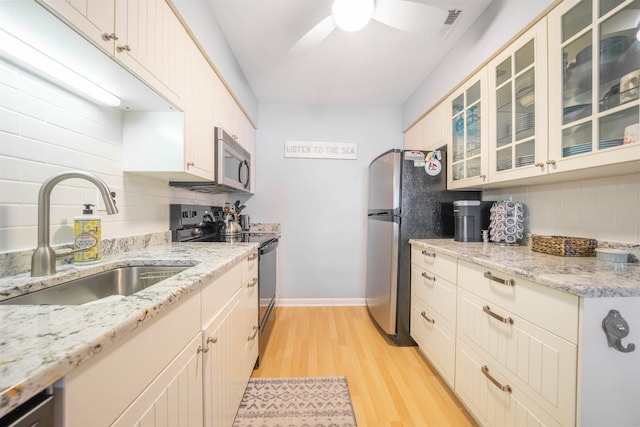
(169, 127, 251, 193)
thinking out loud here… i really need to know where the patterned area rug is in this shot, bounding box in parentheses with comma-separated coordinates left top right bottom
(232, 376, 357, 427)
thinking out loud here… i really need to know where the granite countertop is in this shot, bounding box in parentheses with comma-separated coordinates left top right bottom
(410, 239, 640, 298)
(0, 241, 259, 418)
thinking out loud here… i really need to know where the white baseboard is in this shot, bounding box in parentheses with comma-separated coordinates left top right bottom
(277, 298, 366, 307)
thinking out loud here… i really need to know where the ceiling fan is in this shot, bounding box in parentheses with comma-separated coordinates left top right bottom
(290, 0, 460, 54)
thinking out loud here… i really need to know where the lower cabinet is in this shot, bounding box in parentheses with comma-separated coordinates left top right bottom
(409, 244, 580, 427)
(111, 333, 204, 427)
(59, 254, 259, 427)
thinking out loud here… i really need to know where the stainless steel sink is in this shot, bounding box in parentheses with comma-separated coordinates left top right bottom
(0, 266, 190, 305)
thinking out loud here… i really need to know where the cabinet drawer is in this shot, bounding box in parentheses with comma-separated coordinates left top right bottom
(202, 262, 242, 325)
(411, 245, 457, 283)
(411, 264, 457, 329)
(455, 339, 563, 427)
(410, 300, 455, 387)
(457, 260, 579, 343)
(457, 288, 577, 427)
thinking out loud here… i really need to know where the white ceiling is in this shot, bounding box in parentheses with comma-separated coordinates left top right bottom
(205, 0, 494, 106)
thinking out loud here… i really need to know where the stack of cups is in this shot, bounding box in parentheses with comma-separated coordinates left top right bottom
(489, 200, 524, 244)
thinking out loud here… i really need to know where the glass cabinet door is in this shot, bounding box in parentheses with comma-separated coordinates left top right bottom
(489, 18, 548, 182)
(449, 69, 487, 187)
(551, 0, 640, 167)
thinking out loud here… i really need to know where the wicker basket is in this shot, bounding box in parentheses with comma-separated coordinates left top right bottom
(531, 235, 597, 257)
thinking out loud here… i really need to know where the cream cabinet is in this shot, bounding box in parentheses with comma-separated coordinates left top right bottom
(547, 0, 640, 176)
(215, 81, 256, 154)
(404, 102, 449, 152)
(59, 291, 201, 427)
(202, 253, 258, 427)
(488, 18, 549, 183)
(447, 68, 489, 189)
(410, 246, 457, 387)
(455, 260, 579, 427)
(37, 0, 187, 108)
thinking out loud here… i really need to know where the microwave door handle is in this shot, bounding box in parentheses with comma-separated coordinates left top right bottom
(239, 160, 250, 189)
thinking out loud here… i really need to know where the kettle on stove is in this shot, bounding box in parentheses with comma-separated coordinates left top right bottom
(220, 203, 242, 236)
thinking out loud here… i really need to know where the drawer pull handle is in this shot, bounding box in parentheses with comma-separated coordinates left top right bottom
(482, 365, 512, 393)
(248, 326, 258, 341)
(421, 271, 436, 282)
(420, 311, 435, 324)
(247, 277, 258, 288)
(248, 253, 258, 261)
(421, 250, 436, 258)
(483, 305, 514, 325)
(484, 271, 515, 287)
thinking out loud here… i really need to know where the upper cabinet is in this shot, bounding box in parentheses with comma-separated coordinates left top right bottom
(488, 18, 549, 183)
(447, 68, 489, 189)
(548, 0, 640, 174)
(404, 102, 449, 152)
(37, 0, 187, 108)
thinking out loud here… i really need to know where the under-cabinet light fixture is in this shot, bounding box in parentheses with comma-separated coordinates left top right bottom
(0, 29, 121, 107)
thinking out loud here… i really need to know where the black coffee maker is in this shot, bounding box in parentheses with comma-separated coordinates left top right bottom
(453, 200, 493, 242)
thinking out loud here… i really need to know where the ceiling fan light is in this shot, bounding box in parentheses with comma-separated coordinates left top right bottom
(332, 0, 374, 32)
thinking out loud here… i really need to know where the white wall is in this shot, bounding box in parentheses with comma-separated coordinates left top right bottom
(247, 104, 402, 301)
(0, 58, 229, 253)
(402, 0, 554, 129)
(484, 174, 640, 244)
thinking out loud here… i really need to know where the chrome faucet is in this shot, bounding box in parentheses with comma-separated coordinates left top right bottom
(31, 171, 119, 277)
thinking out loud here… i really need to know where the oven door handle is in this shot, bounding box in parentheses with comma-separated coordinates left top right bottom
(259, 239, 279, 255)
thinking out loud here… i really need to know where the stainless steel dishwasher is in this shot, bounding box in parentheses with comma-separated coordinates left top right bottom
(0, 388, 55, 426)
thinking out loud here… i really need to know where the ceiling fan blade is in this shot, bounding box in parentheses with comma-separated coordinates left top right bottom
(289, 15, 336, 55)
(373, 0, 448, 37)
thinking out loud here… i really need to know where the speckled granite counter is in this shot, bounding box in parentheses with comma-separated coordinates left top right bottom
(0, 241, 259, 418)
(410, 239, 640, 298)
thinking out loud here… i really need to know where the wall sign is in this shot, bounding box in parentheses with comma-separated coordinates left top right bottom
(284, 140, 358, 160)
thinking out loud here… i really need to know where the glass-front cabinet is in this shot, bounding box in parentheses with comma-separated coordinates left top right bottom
(447, 68, 489, 189)
(548, 0, 640, 173)
(488, 19, 548, 183)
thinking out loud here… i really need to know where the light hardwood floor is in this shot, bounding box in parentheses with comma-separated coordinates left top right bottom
(252, 306, 478, 427)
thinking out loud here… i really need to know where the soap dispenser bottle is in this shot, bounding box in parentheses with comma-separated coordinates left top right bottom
(74, 203, 101, 263)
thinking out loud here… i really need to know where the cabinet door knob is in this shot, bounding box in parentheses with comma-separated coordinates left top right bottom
(207, 336, 218, 344)
(546, 159, 556, 165)
(479, 174, 487, 180)
(481, 365, 512, 393)
(534, 162, 545, 168)
(197, 345, 209, 353)
(117, 44, 131, 53)
(102, 33, 118, 41)
(186, 161, 195, 167)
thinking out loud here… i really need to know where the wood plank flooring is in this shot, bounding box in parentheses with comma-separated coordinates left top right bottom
(252, 306, 478, 427)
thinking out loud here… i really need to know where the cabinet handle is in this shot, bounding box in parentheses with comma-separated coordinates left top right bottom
(421, 250, 436, 258)
(207, 336, 217, 344)
(420, 311, 435, 324)
(117, 44, 131, 53)
(480, 174, 487, 181)
(102, 32, 118, 41)
(186, 161, 195, 167)
(421, 271, 436, 282)
(248, 253, 258, 261)
(534, 162, 545, 168)
(248, 326, 258, 341)
(546, 159, 556, 165)
(483, 305, 514, 325)
(483, 271, 514, 287)
(247, 277, 258, 288)
(481, 365, 512, 393)
(197, 345, 209, 353)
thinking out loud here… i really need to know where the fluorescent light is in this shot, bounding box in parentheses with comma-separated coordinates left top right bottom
(332, 0, 374, 32)
(0, 29, 121, 107)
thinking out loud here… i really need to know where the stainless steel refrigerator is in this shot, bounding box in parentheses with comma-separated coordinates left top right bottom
(366, 148, 479, 346)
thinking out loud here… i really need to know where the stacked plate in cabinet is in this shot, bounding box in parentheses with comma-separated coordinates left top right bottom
(515, 112, 535, 133)
(516, 73, 535, 107)
(515, 154, 535, 167)
(598, 138, 624, 150)
(562, 142, 592, 157)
